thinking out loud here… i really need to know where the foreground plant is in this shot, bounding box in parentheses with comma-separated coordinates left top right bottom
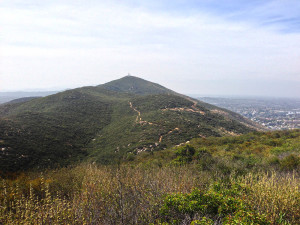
(0, 164, 299, 224)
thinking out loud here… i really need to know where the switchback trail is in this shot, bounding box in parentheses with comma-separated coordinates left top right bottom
(129, 102, 154, 125)
(159, 127, 180, 143)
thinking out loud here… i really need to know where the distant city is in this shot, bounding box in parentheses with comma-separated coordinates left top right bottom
(199, 97, 300, 130)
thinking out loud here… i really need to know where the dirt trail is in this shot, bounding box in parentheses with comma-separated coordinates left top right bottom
(129, 102, 154, 125)
(162, 98, 205, 115)
(129, 100, 197, 145)
(164, 107, 205, 115)
(129, 101, 141, 122)
(159, 127, 180, 143)
(189, 98, 205, 114)
(190, 98, 198, 109)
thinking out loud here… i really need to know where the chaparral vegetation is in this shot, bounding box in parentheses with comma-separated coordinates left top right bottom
(1, 129, 299, 224)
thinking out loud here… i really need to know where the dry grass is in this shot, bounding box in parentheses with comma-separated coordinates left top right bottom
(239, 172, 300, 224)
(0, 165, 211, 224)
(0, 164, 299, 224)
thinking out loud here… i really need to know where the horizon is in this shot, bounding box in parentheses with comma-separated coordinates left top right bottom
(1, 1, 300, 98)
(0, 75, 299, 100)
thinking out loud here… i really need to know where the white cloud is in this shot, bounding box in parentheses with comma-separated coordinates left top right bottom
(0, 1, 299, 97)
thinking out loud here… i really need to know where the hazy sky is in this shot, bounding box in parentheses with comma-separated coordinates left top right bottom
(1, 0, 299, 97)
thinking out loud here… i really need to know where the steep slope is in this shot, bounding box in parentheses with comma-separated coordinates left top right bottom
(0, 76, 262, 172)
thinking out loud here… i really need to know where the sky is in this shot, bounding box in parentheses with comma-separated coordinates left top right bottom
(0, 0, 299, 97)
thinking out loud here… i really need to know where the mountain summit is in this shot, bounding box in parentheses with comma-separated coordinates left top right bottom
(0, 76, 263, 172)
(101, 75, 175, 95)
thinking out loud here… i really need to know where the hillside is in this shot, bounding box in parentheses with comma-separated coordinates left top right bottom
(0, 76, 263, 172)
(1, 129, 299, 224)
(131, 129, 300, 172)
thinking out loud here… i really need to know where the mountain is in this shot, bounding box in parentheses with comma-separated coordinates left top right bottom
(0, 76, 263, 172)
(0, 91, 58, 104)
(5, 97, 41, 104)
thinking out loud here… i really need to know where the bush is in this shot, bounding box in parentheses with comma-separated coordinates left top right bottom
(223, 209, 269, 224)
(172, 145, 196, 165)
(1, 164, 299, 224)
(280, 154, 299, 171)
(267, 156, 280, 167)
(175, 145, 196, 157)
(196, 149, 214, 171)
(159, 183, 269, 224)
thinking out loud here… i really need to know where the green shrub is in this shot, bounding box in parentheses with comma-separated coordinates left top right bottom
(172, 145, 196, 165)
(175, 145, 196, 157)
(159, 182, 269, 224)
(196, 149, 214, 171)
(223, 209, 269, 225)
(267, 156, 280, 166)
(280, 154, 299, 171)
(126, 152, 136, 161)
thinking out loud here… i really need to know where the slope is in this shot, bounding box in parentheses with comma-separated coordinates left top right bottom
(101, 76, 262, 131)
(0, 87, 126, 172)
(87, 93, 257, 164)
(0, 76, 262, 172)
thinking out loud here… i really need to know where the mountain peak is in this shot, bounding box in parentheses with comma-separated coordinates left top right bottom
(101, 75, 175, 95)
(0, 76, 262, 172)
